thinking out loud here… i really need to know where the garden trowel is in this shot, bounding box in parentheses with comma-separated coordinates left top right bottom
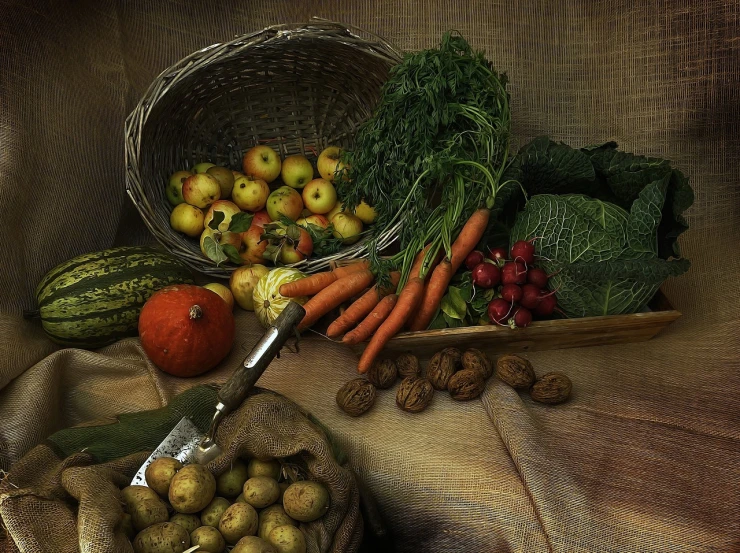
(131, 301, 306, 485)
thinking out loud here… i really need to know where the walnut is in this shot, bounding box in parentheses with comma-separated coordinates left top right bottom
(530, 372, 572, 404)
(336, 378, 376, 416)
(461, 348, 493, 379)
(440, 347, 462, 369)
(395, 353, 420, 378)
(447, 369, 486, 400)
(396, 377, 434, 413)
(495, 354, 536, 389)
(367, 359, 398, 389)
(426, 350, 459, 390)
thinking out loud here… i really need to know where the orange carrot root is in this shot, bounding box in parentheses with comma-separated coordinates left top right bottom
(298, 270, 375, 330)
(332, 260, 371, 279)
(342, 293, 398, 345)
(327, 272, 400, 338)
(280, 271, 336, 297)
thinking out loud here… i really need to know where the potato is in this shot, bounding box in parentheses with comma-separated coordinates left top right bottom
(258, 505, 296, 541)
(218, 502, 259, 544)
(121, 485, 160, 511)
(233, 535, 277, 553)
(168, 463, 216, 514)
(190, 525, 226, 553)
(282, 481, 329, 522)
(201, 496, 231, 527)
(169, 513, 200, 534)
(278, 482, 290, 503)
(216, 460, 249, 498)
(145, 457, 183, 497)
(235, 493, 246, 503)
(266, 525, 306, 553)
(247, 459, 281, 480)
(133, 522, 190, 553)
(242, 476, 280, 509)
(131, 498, 170, 532)
(119, 512, 135, 539)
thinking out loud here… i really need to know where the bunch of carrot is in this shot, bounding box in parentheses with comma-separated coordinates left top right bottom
(280, 208, 491, 373)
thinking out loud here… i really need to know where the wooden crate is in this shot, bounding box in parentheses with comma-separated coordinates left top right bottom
(349, 291, 681, 361)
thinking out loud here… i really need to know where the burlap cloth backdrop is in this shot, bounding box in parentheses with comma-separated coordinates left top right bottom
(1, 1, 738, 551)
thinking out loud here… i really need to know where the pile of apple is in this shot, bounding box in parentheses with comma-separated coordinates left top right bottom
(166, 145, 377, 266)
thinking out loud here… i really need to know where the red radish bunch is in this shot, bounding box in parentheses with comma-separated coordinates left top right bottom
(479, 239, 559, 328)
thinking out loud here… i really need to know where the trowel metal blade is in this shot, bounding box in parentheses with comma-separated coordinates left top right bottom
(131, 417, 204, 486)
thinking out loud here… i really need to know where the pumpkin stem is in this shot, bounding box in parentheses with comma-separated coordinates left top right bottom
(189, 305, 203, 320)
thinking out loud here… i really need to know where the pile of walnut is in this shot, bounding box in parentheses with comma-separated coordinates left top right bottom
(336, 349, 573, 417)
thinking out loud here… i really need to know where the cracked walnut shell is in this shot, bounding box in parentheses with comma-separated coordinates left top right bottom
(367, 359, 398, 389)
(447, 368, 486, 400)
(426, 350, 459, 390)
(395, 353, 420, 378)
(396, 377, 434, 413)
(495, 354, 536, 389)
(530, 372, 572, 404)
(336, 378, 376, 416)
(461, 348, 493, 379)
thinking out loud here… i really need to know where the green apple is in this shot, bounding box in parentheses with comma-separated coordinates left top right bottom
(275, 224, 313, 264)
(166, 170, 193, 206)
(316, 146, 348, 182)
(326, 201, 344, 222)
(170, 203, 204, 237)
(354, 200, 377, 224)
(232, 175, 270, 212)
(183, 174, 221, 209)
(203, 283, 234, 310)
(280, 155, 314, 189)
(266, 186, 304, 222)
(242, 145, 281, 183)
(301, 178, 337, 215)
(204, 200, 241, 232)
(331, 212, 363, 244)
(296, 214, 329, 230)
(192, 162, 216, 174)
(229, 265, 270, 310)
(206, 166, 235, 198)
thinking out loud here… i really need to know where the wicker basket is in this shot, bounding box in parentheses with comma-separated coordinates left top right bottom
(125, 19, 403, 277)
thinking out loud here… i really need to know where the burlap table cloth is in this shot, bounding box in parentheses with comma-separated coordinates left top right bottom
(1, 1, 738, 551)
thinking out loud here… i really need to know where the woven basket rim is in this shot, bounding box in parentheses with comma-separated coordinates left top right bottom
(125, 19, 404, 278)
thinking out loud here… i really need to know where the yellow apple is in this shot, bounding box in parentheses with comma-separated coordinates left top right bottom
(326, 201, 344, 222)
(232, 175, 270, 212)
(280, 155, 314, 189)
(170, 203, 204, 237)
(166, 170, 192, 206)
(242, 145, 281, 183)
(297, 214, 329, 230)
(230, 265, 270, 310)
(204, 200, 241, 232)
(232, 170, 246, 180)
(301, 178, 337, 215)
(266, 186, 304, 221)
(192, 162, 216, 174)
(354, 200, 377, 224)
(203, 282, 234, 310)
(182, 173, 221, 208)
(200, 227, 242, 259)
(331, 212, 363, 244)
(275, 225, 314, 264)
(206, 166, 235, 198)
(317, 146, 348, 182)
(239, 225, 269, 265)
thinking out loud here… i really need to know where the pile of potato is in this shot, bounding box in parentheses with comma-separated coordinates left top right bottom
(119, 456, 329, 553)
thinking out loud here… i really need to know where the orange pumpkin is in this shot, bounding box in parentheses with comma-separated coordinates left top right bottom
(138, 284, 235, 377)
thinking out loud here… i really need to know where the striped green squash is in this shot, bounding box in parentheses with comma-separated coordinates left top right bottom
(36, 246, 194, 348)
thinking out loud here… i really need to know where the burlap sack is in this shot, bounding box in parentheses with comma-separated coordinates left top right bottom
(0, 386, 362, 553)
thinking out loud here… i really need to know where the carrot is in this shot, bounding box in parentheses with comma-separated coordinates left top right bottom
(298, 270, 375, 330)
(407, 208, 490, 331)
(357, 277, 425, 373)
(280, 271, 337, 297)
(327, 272, 400, 338)
(342, 293, 398, 345)
(332, 260, 370, 279)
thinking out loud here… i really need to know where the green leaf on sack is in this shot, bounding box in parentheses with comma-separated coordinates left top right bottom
(221, 244, 243, 265)
(228, 212, 254, 233)
(208, 210, 225, 230)
(203, 236, 228, 265)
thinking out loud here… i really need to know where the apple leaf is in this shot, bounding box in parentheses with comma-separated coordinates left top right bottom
(286, 224, 301, 241)
(228, 212, 254, 233)
(263, 243, 282, 264)
(203, 236, 228, 265)
(221, 244, 243, 265)
(208, 210, 225, 230)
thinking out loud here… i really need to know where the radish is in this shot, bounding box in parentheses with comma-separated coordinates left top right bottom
(471, 262, 500, 288)
(487, 247, 508, 263)
(487, 298, 512, 324)
(510, 240, 535, 265)
(520, 284, 541, 309)
(527, 267, 548, 289)
(501, 283, 523, 303)
(465, 250, 485, 270)
(535, 293, 557, 316)
(513, 306, 533, 327)
(501, 261, 527, 285)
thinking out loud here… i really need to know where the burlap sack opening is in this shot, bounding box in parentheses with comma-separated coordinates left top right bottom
(0, 386, 363, 553)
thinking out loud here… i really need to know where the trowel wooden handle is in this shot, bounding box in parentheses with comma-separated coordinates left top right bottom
(218, 301, 305, 412)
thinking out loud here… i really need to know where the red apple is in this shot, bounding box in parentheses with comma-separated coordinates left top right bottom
(182, 173, 221, 208)
(276, 225, 313, 264)
(297, 214, 329, 230)
(242, 145, 281, 183)
(240, 225, 268, 265)
(251, 209, 271, 228)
